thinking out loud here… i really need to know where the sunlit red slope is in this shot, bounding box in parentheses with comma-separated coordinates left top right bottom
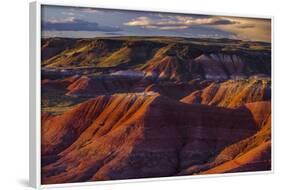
(180, 79, 271, 108)
(41, 93, 270, 184)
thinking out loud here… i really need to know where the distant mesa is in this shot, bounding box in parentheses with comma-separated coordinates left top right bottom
(41, 37, 271, 81)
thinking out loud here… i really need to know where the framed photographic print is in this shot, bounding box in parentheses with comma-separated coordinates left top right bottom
(29, 1, 273, 188)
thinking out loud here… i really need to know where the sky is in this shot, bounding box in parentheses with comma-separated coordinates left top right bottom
(41, 5, 271, 42)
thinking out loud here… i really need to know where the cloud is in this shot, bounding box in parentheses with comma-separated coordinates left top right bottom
(62, 11, 75, 16)
(124, 16, 237, 30)
(46, 17, 77, 24)
(42, 18, 122, 32)
(81, 8, 101, 14)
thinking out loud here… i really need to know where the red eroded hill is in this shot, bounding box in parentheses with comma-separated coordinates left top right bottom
(41, 93, 269, 184)
(178, 101, 271, 175)
(66, 75, 144, 97)
(142, 55, 185, 81)
(42, 75, 80, 90)
(180, 79, 271, 108)
(140, 45, 189, 81)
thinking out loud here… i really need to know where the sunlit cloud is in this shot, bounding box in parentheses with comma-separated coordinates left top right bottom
(62, 11, 75, 16)
(47, 17, 76, 24)
(124, 15, 271, 42)
(81, 8, 101, 14)
(124, 15, 237, 30)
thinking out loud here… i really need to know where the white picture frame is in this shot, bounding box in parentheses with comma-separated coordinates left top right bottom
(29, 1, 274, 188)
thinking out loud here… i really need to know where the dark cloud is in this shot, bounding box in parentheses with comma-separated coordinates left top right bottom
(208, 19, 238, 25)
(42, 18, 122, 32)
